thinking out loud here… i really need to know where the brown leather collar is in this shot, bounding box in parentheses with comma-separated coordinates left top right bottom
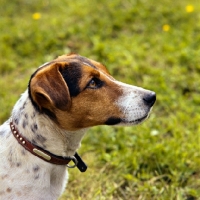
(10, 121, 87, 172)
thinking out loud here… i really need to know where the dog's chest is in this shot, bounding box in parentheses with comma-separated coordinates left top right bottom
(0, 125, 68, 199)
(0, 92, 69, 199)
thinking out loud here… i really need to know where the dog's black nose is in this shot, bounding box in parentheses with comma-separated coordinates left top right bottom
(143, 92, 156, 107)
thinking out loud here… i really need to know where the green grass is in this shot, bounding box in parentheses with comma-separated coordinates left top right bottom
(1, 0, 200, 199)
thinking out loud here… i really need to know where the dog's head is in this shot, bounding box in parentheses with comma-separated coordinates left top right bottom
(29, 54, 156, 131)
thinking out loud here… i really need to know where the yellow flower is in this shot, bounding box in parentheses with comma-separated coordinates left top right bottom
(186, 5, 194, 13)
(162, 24, 170, 32)
(32, 13, 41, 20)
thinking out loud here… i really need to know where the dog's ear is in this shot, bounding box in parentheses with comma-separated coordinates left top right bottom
(30, 63, 71, 111)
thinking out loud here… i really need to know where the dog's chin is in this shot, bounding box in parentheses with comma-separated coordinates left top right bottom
(121, 115, 149, 126)
(105, 115, 149, 126)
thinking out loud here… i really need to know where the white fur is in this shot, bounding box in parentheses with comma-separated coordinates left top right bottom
(0, 90, 86, 200)
(114, 80, 154, 125)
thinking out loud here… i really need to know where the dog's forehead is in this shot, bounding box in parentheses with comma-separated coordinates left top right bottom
(55, 54, 109, 74)
(33, 54, 106, 76)
(55, 54, 94, 67)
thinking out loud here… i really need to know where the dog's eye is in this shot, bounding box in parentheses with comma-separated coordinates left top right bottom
(89, 79, 96, 87)
(87, 78, 103, 89)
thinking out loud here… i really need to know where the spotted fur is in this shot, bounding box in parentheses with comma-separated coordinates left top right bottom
(0, 54, 156, 200)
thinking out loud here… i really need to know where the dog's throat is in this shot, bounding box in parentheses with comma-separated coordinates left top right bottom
(9, 120, 87, 172)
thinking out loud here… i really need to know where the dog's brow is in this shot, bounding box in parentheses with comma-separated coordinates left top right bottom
(73, 55, 97, 69)
(82, 62, 97, 69)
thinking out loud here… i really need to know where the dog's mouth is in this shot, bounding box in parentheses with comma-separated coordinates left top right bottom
(105, 117, 122, 125)
(105, 115, 148, 126)
(121, 114, 148, 125)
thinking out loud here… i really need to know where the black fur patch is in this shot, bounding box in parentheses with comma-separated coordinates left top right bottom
(14, 118, 19, 125)
(105, 117, 122, 125)
(36, 134, 46, 143)
(34, 174, 40, 180)
(59, 62, 82, 97)
(21, 149, 26, 156)
(16, 162, 21, 167)
(0, 130, 5, 136)
(22, 119, 28, 128)
(31, 124, 37, 134)
(33, 165, 40, 172)
(73, 55, 97, 69)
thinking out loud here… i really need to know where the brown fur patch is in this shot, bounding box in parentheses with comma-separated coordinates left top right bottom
(6, 188, 12, 193)
(30, 63, 71, 111)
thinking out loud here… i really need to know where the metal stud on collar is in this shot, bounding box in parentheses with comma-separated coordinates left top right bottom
(10, 122, 26, 145)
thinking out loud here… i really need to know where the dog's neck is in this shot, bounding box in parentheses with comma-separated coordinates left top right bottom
(11, 90, 87, 157)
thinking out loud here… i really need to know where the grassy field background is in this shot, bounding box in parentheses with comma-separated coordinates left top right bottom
(1, 0, 200, 199)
